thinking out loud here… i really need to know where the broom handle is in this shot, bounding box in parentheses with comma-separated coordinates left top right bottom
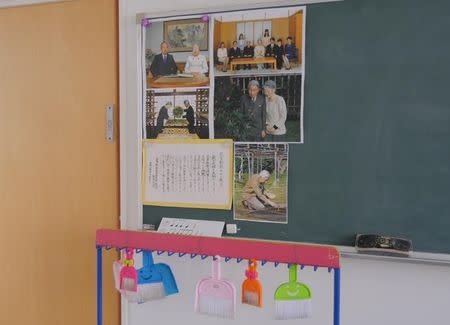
(143, 250, 154, 267)
(212, 256, 221, 280)
(289, 264, 297, 283)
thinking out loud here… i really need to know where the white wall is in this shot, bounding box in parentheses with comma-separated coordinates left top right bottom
(119, 1, 450, 325)
(126, 254, 450, 325)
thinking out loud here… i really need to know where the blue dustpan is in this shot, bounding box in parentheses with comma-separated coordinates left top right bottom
(138, 251, 178, 296)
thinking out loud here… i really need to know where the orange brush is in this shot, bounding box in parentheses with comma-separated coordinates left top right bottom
(242, 259, 262, 307)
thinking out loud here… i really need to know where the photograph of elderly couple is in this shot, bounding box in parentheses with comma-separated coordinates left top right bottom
(214, 74, 302, 143)
(145, 19, 210, 84)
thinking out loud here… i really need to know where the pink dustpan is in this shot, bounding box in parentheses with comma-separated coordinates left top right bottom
(120, 249, 138, 292)
(195, 256, 236, 319)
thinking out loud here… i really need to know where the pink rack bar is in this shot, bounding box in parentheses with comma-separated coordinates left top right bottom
(96, 229, 340, 268)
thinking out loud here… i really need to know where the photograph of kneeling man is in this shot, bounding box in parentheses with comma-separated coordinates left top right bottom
(234, 143, 288, 223)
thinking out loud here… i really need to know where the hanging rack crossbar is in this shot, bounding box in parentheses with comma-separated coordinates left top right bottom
(96, 229, 340, 268)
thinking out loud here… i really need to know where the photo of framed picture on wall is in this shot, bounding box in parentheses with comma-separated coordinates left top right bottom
(164, 18, 209, 52)
(144, 17, 211, 89)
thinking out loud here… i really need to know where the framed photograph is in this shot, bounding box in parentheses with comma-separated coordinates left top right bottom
(164, 18, 209, 52)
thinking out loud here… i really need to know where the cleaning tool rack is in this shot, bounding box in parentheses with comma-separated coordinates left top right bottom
(96, 229, 341, 325)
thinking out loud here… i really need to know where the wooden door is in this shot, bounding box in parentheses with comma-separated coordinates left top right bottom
(0, 1, 119, 324)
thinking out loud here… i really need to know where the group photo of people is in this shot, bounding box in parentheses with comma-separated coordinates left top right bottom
(213, 8, 304, 76)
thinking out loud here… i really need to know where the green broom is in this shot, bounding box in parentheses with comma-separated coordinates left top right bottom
(274, 264, 312, 319)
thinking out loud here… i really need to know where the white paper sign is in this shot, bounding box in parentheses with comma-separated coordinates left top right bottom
(142, 139, 233, 209)
(158, 218, 225, 237)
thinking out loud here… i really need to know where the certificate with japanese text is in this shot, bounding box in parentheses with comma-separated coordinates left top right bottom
(142, 139, 233, 209)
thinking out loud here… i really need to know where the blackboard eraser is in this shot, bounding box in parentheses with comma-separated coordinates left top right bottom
(355, 234, 413, 257)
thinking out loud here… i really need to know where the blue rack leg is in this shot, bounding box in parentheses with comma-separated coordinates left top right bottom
(333, 268, 341, 325)
(97, 246, 103, 325)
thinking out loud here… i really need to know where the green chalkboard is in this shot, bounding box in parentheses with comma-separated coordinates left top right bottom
(144, 0, 450, 254)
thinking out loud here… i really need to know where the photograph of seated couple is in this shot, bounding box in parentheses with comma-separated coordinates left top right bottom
(150, 42, 208, 77)
(144, 17, 211, 89)
(217, 32, 296, 72)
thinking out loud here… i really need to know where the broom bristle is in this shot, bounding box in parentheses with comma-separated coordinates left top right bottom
(113, 262, 122, 291)
(197, 295, 235, 319)
(275, 299, 312, 320)
(243, 291, 260, 307)
(137, 283, 165, 303)
(122, 291, 139, 303)
(121, 278, 137, 292)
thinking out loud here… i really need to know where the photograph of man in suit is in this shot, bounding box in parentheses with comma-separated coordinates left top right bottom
(265, 37, 279, 69)
(242, 41, 254, 70)
(240, 80, 266, 141)
(155, 101, 172, 134)
(229, 41, 241, 70)
(183, 100, 195, 134)
(150, 41, 178, 77)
